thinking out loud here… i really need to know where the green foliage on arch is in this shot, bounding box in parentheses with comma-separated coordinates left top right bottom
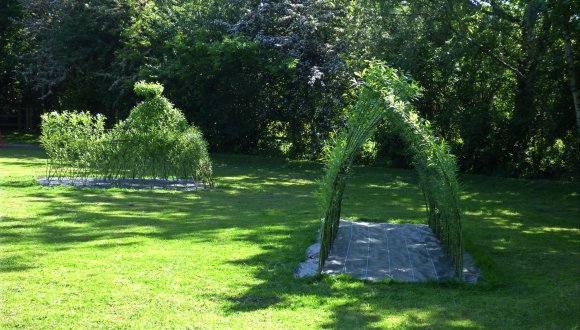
(40, 81, 213, 187)
(318, 61, 463, 276)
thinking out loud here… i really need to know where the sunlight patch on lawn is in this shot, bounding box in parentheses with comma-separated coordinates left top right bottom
(523, 227, 579, 234)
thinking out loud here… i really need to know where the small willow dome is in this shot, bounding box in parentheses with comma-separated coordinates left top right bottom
(40, 81, 213, 188)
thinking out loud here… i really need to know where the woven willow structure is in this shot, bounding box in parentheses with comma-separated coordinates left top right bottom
(40, 82, 213, 188)
(318, 62, 463, 276)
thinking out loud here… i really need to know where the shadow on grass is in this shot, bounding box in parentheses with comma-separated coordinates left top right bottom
(0, 255, 37, 273)
(1, 153, 323, 256)
(2, 152, 579, 328)
(0, 147, 45, 159)
(219, 165, 579, 328)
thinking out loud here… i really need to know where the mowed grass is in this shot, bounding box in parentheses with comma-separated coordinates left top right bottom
(1, 148, 579, 329)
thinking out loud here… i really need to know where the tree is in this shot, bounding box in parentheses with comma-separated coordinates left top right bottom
(0, 0, 23, 126)
(349, 0, 579, 178)
(3, 0, 578, 178)
(228, 0, 350, 158)
(18, 0, 130, 118)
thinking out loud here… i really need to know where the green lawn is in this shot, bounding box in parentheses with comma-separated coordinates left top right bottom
(0, 132, 39, 145)
(1, 148, 579, 329)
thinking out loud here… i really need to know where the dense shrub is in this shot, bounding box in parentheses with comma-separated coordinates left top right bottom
(40, 111, 105, 178)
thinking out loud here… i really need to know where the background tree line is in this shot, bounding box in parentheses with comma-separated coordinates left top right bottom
(1, 0, 578, 179)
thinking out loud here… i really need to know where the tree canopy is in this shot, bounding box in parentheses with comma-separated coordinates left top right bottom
(2, 0, 579, 179)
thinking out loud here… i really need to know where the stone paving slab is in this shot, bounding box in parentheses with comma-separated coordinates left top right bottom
(37, 177, 210, 191)
(296, 220, 479, 283)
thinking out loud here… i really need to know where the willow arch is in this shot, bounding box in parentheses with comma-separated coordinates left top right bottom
(317, 62, 463, 276)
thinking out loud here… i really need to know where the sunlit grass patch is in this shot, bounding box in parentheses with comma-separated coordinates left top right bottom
(1, 148, 579, 329)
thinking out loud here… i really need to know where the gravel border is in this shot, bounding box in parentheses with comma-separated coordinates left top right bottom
(37, 177, 211, 191)
(0, 144, 41, 149)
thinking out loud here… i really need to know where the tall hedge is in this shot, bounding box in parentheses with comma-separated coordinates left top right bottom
(318, 61, 463, 276)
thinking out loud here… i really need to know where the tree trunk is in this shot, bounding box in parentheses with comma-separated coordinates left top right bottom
(512, 74, 534, 146)
(563, 30, 580, 136)
(508, 1, 541, 170)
